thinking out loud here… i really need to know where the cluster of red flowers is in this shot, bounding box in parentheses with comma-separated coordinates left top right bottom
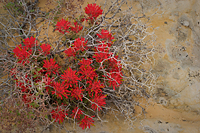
(51, 107, 68, 124)
(13, 37, 51, 65)
(55, 3, 103, 35)
(55, 19, 83, 34)
(84, 3, 103, 23)
(11, 3, 123, 130)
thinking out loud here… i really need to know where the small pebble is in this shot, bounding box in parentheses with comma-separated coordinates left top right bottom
(183, 21, 189, 27)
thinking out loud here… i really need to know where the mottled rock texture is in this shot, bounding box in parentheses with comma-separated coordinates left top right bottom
(148, 0, 200, 112)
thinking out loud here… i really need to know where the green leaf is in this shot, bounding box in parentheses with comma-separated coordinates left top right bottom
(33, 74, 38, 78)
(30, 10, 34, 12)
(29, 111, 33, 114)
(54, 17, 58, 20)
(36, 68, 42, 71)
(112, 39, 116, 42)
(30, 102, 39, 108)
(16, 110, 20, 116)
(17, 45, 22, 50)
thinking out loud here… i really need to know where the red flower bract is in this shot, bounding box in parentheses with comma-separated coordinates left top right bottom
(106, 57, 122, 72)
(93, 52, 110, 63)
(79, 65, 97, 81)
(51, 107, 68, 124)
(71, 22, 83, 33)
(73, 37, 88, 52)
(43, 58, 60, 75)
(13, 44, 32, 64)
(61, 68, 80, 87)
(22, 94, 32, 107)
(78, 58, 92, 66)
(93, 43, 112, 63)
(107, 72, 123, 90)
(23, 36, 37, 49)
(87, 80, 104, 97)
(71, 86, 84, 101)
(78, 115, 94, 129)
(55, 18, 71, 34)
(40, 44, 51, 55)
(43, 76, 53, 91)
(64, 47, 76, 57)
(16, 80, 31, 92)
(85, 3, 103, 21)
(22, 94, 31, 103)
(97, 29, 114, 42)
(71, 107, 83, 120)
(52, 81, 70, 100)
(78, 58, 97, 81)
(91, 94, 106, 111)
(95, 43, 109, 52)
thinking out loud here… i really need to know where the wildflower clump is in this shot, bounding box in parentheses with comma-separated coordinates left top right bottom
(11, 3, 123, 130)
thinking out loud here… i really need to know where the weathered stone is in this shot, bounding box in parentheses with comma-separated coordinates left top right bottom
(182, 20, 189, 27)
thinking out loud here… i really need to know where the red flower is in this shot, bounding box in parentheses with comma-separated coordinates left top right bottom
(85, 3, 103, 21)
(51, 107, 68, 124)
(55, 18, 71, 34)
(95, 43, 109, 52)
(97, 29, 114, 42)
(91, 94, 106, 111)
(16, 81, 29, 92)
(52, 81, 70, 100)
(40, 44, 51, 55)
(16, 74, 32, 92)
(79, 65, 97, 81)
(22, 94, 31, 103)
(61, 68, 80, 87)
(22, 94, 32, 107)
(64, 47, 76, 57)
(87, 80, 104, 96)
(71, 107, 83, 120)
(78, 58, 92, 66)
(10, 68, 17, 76)
(73, 37, 88, 52)
(43, 76, 54, 91)
(71, 86, 84, 101)
(71, 22, 83, 33)
(93, 52, 110, 63)
(79, 15, 86, 22)
(106, 57, 122, 72)
(107, 72, 122, 90)
(43, 58, 60, 75)
(78, 58, 97, 81)
(13, 44, 32, 64)
(23, 37, 37, 49)
(93, 43, 112, 63)
(78, 115, 94, 129)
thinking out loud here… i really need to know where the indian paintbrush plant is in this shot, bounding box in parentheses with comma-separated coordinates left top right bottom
(10, 3, 123, 130)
